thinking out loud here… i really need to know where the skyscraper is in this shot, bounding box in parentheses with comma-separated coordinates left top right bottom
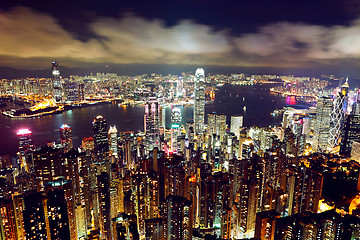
(340, 113, 360, 155)
(93, 115, 109, 154)
(313, 96, 333, 152)
(329, 80, 349, 148)
(17, 129, 33, 171)
(108, 126, 118, 158)
(52, 61, 62, 103)
(60, 124, 73, 151)
(144, 97, 160, 152)
(194, 68, 205, 135)
(230, 115, 243, 138)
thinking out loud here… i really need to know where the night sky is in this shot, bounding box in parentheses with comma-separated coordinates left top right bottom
(1, 0, 360, 77)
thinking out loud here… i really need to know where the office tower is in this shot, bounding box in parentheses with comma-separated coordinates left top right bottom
(230, 115, 243, 138)
(171, 124, 180, 152)
(23, 191, 48, 240)
(194, 68, 205, 135)
(171, 106, 182, 124)
(60, 124, 73, 151)
(82, 137, 94, 151)
(340, 114, 360, 155)
(162, 195, 192, 240)
(108, 126, 118, 158)
(64, 81, 79, 102)
(33, 146, 64, 191)
(44, 180, 75, 240)
(144, 97, 160, 152)
(177, 77, 184, 97)
(52, 61, 62, 103)
(161, 107, 166, 128)
(313, 96, 333, 152)
(97, 172, 112, 240)
(329, 81, 348, 148)
(93, 115, 109, 154)
(17, 129, 33, 170)
(207, 113, 227, 141)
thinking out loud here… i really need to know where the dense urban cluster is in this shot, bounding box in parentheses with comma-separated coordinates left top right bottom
(2, 64, 360, 240)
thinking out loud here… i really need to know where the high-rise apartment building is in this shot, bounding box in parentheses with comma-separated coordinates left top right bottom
(194, 68, 205, 135)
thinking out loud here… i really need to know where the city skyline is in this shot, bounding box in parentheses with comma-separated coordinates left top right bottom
(1, 0, 360, 79)
(2, 0, 360, 238)
(1, 66, 360, 239)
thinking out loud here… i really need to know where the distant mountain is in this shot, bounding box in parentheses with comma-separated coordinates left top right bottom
(0, 66, 92, 79)
(1, 64, 360, 88)
(0, 64, 302, 79)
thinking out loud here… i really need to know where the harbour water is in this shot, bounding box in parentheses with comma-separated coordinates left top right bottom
(0, 84, 293, 155)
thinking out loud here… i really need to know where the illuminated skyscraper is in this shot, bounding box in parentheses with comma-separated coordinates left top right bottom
(313, 96, 333, 152)
(177, 77, 183, 97)
(93, 115, 109, 154)
(207, 113, 227, 142)
(81, 137, 94, 151)
(144, 97, 160, 152)
(108, 126, 118, 158)
(340, 113, 360, 155)
(17, 129, 33, 171)
(194, 68, 205, 135)
(171, 106, 182, 124)
(60, 124, 73, 151)
(52, 61, 62, 103)
(230, 115, 243, 138)
(329, 79, 349, 148)
(171, 123, 180, 152)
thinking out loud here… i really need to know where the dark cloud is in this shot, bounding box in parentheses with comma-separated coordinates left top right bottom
(1, 7, 360, 71)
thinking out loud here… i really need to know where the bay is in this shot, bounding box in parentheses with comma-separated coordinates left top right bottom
(0, 84, 290, 155)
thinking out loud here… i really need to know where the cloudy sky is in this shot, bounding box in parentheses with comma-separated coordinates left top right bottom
(1, 0, 360, 75)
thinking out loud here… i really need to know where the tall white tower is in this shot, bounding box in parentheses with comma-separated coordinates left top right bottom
(52, 61, 62, 103)
(194, 68, 205, 135)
